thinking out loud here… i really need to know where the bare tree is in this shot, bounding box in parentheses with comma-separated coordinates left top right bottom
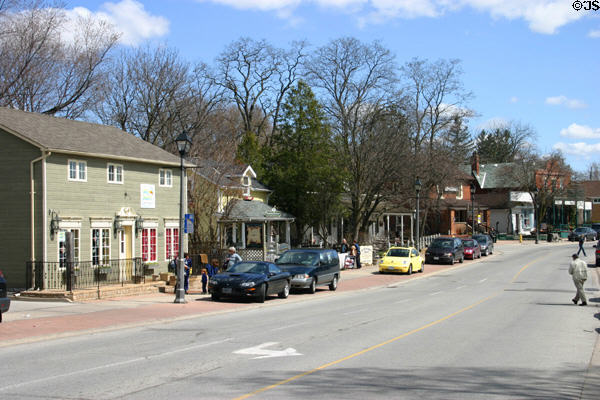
(399, 58, 473, 236)
(0, 1, 119, 117)
(304, 37, 399, 239)
(214, 38, 306, 143)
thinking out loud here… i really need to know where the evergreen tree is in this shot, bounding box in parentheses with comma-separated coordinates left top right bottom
(443, 115, 474, 164)
(262, 81, 344, 243)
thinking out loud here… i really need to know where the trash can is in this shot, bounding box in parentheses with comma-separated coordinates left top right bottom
(547, 233, 553, 242)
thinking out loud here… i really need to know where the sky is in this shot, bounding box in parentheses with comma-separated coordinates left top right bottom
(66, 0, 600, 173)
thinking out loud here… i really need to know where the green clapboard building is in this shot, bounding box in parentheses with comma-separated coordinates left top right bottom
(0, 107, 191, 290)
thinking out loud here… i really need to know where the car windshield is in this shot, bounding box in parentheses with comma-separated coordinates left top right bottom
(430, 240, 453, 248)
(276, 252, 319, 266)
(228, 262, 267, 274)
(473, 235, 487, 243)
(387, 248, 410, 257)
(574, 228, 586, 233)
(463, 240, 476, 247)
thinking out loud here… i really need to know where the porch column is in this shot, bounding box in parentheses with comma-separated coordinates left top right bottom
(401, 215, 404, 245)
(232, 223, 237, 245)
(411, 213, 414, 245)
(286, 221, 291, 245)
(386, 215, 390, 248)
(241, 223, 246, 249)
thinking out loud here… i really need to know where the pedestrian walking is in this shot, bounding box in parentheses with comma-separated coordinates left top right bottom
(353, 239, 361, 269)
(201, 268, 208, 294)
(226, 247, 242, 270)
(577, 235, 587, 257)
(569, 254, 588, 306)
(184, 253, 192, 294)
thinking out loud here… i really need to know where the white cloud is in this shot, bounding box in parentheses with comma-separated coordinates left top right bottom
(560, 123, 600, 139)
(476, 117, 509, 132)
(199, 0, 585, 34)
(589, 30, 600, 38)
(510, 96, 518, 103)
(67, 0, 169, 46)
(545, 95, 587, 109)
(553, 141, 600, 158)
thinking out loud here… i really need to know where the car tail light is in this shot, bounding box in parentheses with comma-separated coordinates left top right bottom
(0, 270, 3, 278)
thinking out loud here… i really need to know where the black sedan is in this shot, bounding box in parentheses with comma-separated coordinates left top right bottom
(568, 227, 598, 242)
(0, 270, 10, 323)
(208, 261, 291, 303)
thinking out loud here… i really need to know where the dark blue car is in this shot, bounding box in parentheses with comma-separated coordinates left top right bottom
(208, 261, 291, 303)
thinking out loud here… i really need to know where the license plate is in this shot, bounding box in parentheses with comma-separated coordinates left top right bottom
(222, 288, 232, 294)
(433, 257, 439, 260)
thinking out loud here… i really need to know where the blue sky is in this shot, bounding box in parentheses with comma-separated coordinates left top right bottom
(68, 0, 600, 173)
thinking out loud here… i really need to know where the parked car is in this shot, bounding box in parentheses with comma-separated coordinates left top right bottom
(425, 237, 464, 265)
(568, 227, 598, 242)
(208, 261, 291, 303)
(591, 223, 600, 236)
(462, 239, 481, 259)
(0, 270, 10, 323)
(596, 243, 600, 267)
(473, 234, 494, 256)
(275, 249, 340, 293)
(379, 246, 423, 274)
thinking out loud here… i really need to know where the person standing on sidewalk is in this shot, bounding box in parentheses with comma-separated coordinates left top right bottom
(340, 238, 349, 253)
(577, 235, 587, 257)
(201, 268, 208, 294)
(184, 253, 192, 294)
(226, 247, 242, 270)
(569, 253, 588, 306)
(353, 239, 361, 269)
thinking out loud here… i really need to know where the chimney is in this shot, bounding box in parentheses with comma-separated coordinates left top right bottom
(471, 151, 480, 176)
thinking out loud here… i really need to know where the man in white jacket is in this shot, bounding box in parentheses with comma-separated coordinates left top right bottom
(569, 254, 588, 306)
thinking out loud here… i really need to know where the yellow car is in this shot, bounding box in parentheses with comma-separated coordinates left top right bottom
(379, 246, 424, 274)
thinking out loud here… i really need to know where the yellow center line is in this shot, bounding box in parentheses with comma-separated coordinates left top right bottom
(234, 253, 553, 400)
(511, 253, 553, 283)
(233, 294, 497, 400)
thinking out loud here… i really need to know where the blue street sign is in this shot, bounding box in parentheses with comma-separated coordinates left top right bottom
(184, 214, 194, 233)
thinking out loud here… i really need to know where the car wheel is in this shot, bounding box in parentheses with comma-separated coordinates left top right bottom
(257, 284, 266, 303)
(211, 293, 220, 301)
(308, 278, 316, 294)
(450, 257, 454, 265)
(329, 275, 338, 291)
(278, 280, 290, 298)
(407, 265, 412, 275)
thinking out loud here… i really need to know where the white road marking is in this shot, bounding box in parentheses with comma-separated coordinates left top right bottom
(456, 285, 466, 290)
(271, 322, 306, 332)
(430, 291, 443, 296)
(342, 309, 364, 315)
(394, 299, 410, 304)
(479, 278, 487, 283)
(0, 338, 232, 391)
(233, 342, 302, 359)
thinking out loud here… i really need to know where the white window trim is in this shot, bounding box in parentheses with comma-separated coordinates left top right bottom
(142, 227, 158, 263)
(58, 228, 80, 265)
(456, 185, 464, 200)
(91, 227, 111, 266)
(107, 163, 124, 184)
(68, 159, 87, 182)
(165, 227, 179, 261)
(159, 168, 173, 187)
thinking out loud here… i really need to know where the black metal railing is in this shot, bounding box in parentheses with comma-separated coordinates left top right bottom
(26, 258, 144, 291)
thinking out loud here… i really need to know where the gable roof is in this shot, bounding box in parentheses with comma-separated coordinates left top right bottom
(220, 199, 294, 222)
(460, 162, 517, 189)
(0, 107, 185, 167)
(192, 159, 271, 192)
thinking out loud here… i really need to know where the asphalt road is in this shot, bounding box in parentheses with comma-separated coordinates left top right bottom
(1, 243, 598, 399)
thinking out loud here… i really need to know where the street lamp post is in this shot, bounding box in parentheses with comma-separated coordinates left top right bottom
(415, 177, 421, 252)
(470, 183, 475, 235)
(174, 132, 192, 304)
(534, 188, 539, 244)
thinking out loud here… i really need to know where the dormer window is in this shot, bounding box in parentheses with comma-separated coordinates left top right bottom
(242, 175, 251, 195)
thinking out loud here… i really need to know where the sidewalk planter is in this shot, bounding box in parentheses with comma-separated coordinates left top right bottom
(96, 266, 111, 281)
